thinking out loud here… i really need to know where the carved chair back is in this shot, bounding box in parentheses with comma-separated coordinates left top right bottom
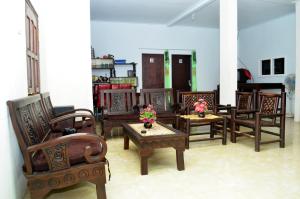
(178, 91, 217, 113)
(236, 91, 255, 111)
(257, 92, 286, 124)
(140, 88, 174, 113)
(40, 92, 55, 120)
(100, 89, 137, 115)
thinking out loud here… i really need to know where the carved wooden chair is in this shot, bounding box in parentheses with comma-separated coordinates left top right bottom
(139, 88, 177, 125)
(231, 92, 286, 152)
(176, 91, 218, 139)
(99, 89, 139, 138)
(215, 91, 255, 141)
(7, 95, 108, 199)
(41, 92, 96, 133)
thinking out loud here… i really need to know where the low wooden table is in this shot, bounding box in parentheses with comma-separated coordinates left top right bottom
(176, 114, 227, 149)
(122, 122, 186, 175)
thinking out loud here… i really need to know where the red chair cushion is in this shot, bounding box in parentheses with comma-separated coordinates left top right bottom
(119, 84, 132, 89)
(111, 84, 120, 89)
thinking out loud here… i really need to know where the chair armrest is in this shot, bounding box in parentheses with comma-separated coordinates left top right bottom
(55, 108, 94, 117)
(50, 113, 96, 129)
(27, 133, 107, 169)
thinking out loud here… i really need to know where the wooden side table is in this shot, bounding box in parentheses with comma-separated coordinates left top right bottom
(176, 114, 227, 149)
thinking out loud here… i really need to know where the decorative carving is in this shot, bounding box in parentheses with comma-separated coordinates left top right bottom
(45, 97, 54, 118)
(64, 174, 76, 184)
(111, 93, 126, 112)
(261, 97, 277, 114)
(78, 169, 89, 179)
(93, 167, 104, 176)
(238, 95, 251, 110)
(19, 106, 40, 145)
(30, 179, 45, 190)
(48, 177, 60, 187)
(43, 143, 70, 171)
(183, 93, 215, 111)
(34, 101, 51, 136)
(151, 92, 166, 112)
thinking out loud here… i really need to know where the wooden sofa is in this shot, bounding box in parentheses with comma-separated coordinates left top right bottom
(7, 94, 108, 199)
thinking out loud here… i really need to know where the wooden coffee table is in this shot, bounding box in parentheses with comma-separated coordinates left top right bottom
(176, 114, 227, 149)
(122, 121, 186, 175)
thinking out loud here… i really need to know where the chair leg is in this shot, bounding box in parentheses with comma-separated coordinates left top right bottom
(255, 117, 261, 152)
(280, 117, 285, 148)
(231, 120, 236, 143)
(30, 188, 49, 199)
(96, 179, 107, 199)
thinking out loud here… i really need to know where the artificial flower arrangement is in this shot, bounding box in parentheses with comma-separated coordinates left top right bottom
(140, 104, 157, 128)
(194, 98, 208, 117)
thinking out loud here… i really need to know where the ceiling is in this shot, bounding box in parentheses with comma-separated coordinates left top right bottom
(90, 0, 295, 29)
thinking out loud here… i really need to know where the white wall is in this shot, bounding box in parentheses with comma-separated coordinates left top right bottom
(31, 0, 93, 110)
(0, 1, 28, 198)
(91, 21, 220, 91)
(238, 13, 296, 114)
(295, 2, 300, 121)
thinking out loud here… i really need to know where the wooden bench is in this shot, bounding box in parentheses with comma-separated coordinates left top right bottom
(7, 94, 108, 199)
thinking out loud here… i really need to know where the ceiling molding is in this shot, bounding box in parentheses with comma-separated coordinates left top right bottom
(167, 0, 216, 27)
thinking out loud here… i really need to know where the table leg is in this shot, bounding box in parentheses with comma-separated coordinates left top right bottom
(186, 119, 191, 149)
(222, 117, 227, 145)
(124, 134, 129, 150)
(140, 149, 153, 175)
(176, 149, 185, 171)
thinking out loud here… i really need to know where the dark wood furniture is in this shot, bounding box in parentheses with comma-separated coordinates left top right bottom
(176, 114, 227, 149)
(216, 91, 256, 141)
(99, 89, 139, 138)
(177, 91, 217, 114)
(231, 92, 286, 152)
(140, 88, 177, 125)
(41, 92, 96, 133)
(7, 95, 108, 199)
(122, 122, 186, 175)
(217, 83, 285, 108)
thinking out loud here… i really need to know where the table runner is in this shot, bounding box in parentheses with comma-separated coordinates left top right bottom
(180, 114, 222, 121)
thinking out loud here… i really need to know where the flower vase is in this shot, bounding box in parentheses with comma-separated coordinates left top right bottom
(144, 122, 152, 129)
(198, 112, 205, 118)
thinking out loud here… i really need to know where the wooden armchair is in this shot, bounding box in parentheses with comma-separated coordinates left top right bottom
(7, 95, 108, 199)
(176, 91, 218, 138)
(139, 88, 177, 125)
(41, 92, 96, 133)
(215, 91, 255, 141)
(99, 89, 139, 138)
(231, 92, 286, 152)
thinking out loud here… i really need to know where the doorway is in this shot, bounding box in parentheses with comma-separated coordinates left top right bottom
(172, 54, 192, 101)
(142, 53, 164, 89)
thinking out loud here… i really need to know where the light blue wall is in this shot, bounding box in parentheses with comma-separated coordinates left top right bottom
(91, 21, 220, 91)
(238, 13, 296, 114)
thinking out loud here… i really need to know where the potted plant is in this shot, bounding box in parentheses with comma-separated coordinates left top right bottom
(140, 104, 157, 129)
(194, 98, 208, 118)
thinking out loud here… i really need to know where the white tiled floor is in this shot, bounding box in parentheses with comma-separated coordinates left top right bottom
(24, 119, 300, 199)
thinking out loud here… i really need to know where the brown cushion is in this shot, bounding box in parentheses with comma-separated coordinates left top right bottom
(31, 140, 101, 172)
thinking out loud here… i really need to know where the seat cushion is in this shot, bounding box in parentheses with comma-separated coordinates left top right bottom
(31, 139, 101, 172)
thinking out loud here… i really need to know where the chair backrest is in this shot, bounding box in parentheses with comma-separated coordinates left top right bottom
(236, 91, 255, 111)
(257, 92, 286, 123)
(140, 88, 174, 113)
(7, 95, 51, 150)
(178, 91, 217, 113)
(100, 89, 137, 115)
(40, 92, 55, 120)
